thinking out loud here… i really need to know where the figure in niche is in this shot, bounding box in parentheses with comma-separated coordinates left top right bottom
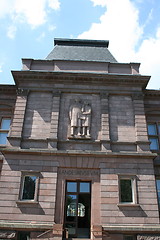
(81, 102, 91, 137)
(69, 99, 82, 136)
(69, 99, 92, 137)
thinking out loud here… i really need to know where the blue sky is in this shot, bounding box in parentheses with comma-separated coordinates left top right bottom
(0, 0, 160, 89)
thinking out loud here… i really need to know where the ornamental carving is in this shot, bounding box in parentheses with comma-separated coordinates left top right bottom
(137, 235, 160, 240)
(0, 231, 16, 239)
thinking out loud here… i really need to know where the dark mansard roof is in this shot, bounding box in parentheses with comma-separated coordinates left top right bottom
(46, 38, 117, 63)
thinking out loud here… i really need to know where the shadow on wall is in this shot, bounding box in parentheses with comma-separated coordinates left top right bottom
(118, 205, 147, 217)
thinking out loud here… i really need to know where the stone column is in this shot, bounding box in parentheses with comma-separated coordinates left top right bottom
(100, 92, 111, 151)
(8, 88, 28, 148)
(48, 91, 61, 149)
(91, 225, 103, 240)
(132, 93, 150, 152)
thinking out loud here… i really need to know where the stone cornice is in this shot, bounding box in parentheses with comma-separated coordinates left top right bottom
(12, 70, 150, 90)
(103, 224, 160, 233)
(0, 221, 53, 230)
(0, 147, 156, 159)
(144, 89, 160, 97)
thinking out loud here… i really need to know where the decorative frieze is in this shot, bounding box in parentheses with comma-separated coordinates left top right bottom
(137, 234, 160, 240)
(0, 231, 16, 239)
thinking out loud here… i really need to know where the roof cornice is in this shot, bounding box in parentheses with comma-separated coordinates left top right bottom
(12, 70, 150, 89)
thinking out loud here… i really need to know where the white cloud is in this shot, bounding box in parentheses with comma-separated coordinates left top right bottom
(78, 0, 143, 62)
(7, 25, 17, 39)
(90, 0, 107, 7)
(0, 0, 14, 18)
(136, 28, 160, 89)
(0, 0, 60, 31)
(48, 0, 60, 10)
(48, 24, 56, 32)
(78, 0, 160, 89)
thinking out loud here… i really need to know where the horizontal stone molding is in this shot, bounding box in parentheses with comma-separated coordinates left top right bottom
(0, 148, 157, 158)
(103, 224, 160, 232)
(0, 221, 54, 230)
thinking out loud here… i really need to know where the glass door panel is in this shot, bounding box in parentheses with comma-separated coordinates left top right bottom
(64, 181, 91, 238)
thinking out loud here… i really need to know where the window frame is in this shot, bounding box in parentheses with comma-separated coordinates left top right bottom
(147, 122, 160, 151)
(123, 235, 136, 240)
(0, 117, 11, 145)
(156, 178, 160, 210)
(18, 171, 40, 203)
(118, 175, 138, 206)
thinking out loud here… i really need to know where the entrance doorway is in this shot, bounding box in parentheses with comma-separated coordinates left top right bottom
(64, 181, 91, 238)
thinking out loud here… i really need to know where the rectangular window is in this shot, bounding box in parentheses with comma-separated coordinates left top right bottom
(18, 232, 30, 240)
(20, 172, 39, 202)
(0, 118, 11, 144)
(124, 235, 135, 240)
(156, 179, 160, 207)
(119, 176, 137, 204)
(147, 123, 160, 150)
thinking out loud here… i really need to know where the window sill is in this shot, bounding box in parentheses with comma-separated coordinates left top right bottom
(117, 203, 140, 207)
(16, 200, 38, 205)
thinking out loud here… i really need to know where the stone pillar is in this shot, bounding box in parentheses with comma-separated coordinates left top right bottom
(48, 91, 61, 149)
(53, 224, 63, 240)
(8, 88, 28, 148)
(132, 93, 150, 152)
(100, 92, 111, 151)
(91, 225, 103, 240)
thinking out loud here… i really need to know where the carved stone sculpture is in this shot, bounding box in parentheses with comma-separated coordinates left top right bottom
(69, 99, 92, 137)
(69, 99, 82, 136)
(0, 231, 16, 239)
(81, 102, 91, 137)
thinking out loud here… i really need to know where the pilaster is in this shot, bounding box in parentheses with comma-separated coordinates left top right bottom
(132, 93, 150, 152)
(8, 88, 29, 148)
(48, 91, 61, 149)
(100, 92, 111, 151)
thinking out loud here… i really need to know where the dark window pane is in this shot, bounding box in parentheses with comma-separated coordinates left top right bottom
(80, 182, 90, 193)
(149, 138, 159, 150)
(156, 180, 160, 205)
(148, 124, 157, 135)
(22, 176, 36, 200)
(158, 124, 160, 134)
(1, 118, 11, 130)
(65, 223, 76, 236)
(124, 236, 134, 240)
(0, 132, 8, 144)
(18, 232, 30, 240)
(120, 179, 133, 203)
(67, 182, 77, 192)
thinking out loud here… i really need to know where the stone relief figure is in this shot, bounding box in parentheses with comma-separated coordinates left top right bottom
(69, 99, 82, 136)
(81, 102, 91, 137)
(69, 99, 92, 137)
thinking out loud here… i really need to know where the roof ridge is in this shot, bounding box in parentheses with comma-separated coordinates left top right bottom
(54, 38, 109, 48)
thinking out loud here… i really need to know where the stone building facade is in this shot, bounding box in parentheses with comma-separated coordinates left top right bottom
(0, 38, 160, 240)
